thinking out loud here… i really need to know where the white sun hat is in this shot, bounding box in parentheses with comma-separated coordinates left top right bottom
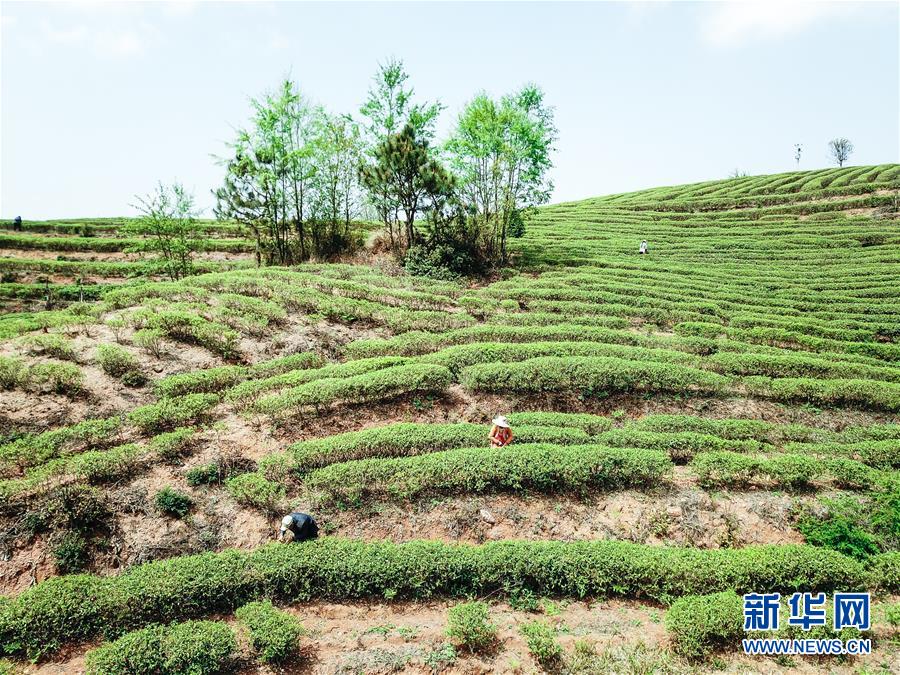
(492, 415, 510, 428)
(280, 515, 293, 534)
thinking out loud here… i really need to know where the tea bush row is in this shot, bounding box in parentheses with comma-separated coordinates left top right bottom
(0, 416, 123, 474)
(459, 356, 730, 398)
(0, 538, 878, 659)
(224, 356, 408, 406)
(127, 393, 219, 435)
(304, 444, 672, 503)
(288, 422, 593, 470)
(154, 352, 321, 398)
(84, 620, 237, 675)
(690, 451, 881, 490)
(0, 356, 85, 396)
(249, 363, 452, 417)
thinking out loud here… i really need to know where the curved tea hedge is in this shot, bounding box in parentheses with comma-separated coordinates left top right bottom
(288, 422, 593, 470)
(248, 363, 452, 416)
(460, 356, 730, 397)
(304, 444, 672, 502)
(0, 538, 880, 659)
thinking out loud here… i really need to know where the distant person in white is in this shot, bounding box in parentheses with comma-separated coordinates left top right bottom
(639, 240, 649, 254)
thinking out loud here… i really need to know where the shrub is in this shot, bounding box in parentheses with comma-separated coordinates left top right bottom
(96, 344, 145, 386)
(235, 600, 303, 664)
(23, 361, 84, 396)
(250, 363, 453, 418)
(186, 463, 221, 486)
(43, 483, 108, 531)
(133, 328, 165, 358)
(665, 591, 743, 660)
(127, 394, 219, 435)
(763, 454, 821, 488)
(149, 427, 196, 462)
(225, 472, 285, 512)
(0, 356, 24, 389)
(459, 356, 729, 398)
(519, 619, 561, 670)
(155, 487, 193, 519)
(0, 539, 871, 659)
(224, 356, 408, 407)
(690, 452, 760, 488)
(506, 412, 612, 435)
(598, 429, 762, 463)
(0, 416, 123, 472)
(22, 334, 77, 361)
(155, 366, 247, 398)
(446, 602, 496, 653)
(51, 531, 89, 574)
(305, 444, 672, 504)
(288, 422, 592, 471)
(85, 620, 237, 675)
(770, 378, 900, 412)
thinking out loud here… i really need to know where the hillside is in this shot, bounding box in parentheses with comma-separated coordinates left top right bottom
(0, 165, 898, 673)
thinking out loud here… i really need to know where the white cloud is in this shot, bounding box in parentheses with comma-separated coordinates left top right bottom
(701, 1, 855, 47)
(99, 29, 145, 56)
(269, 31, 289, 51)
(41, 21, 89, 45)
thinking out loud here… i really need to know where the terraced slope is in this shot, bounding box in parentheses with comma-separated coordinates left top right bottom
(0, 165, 897, 673)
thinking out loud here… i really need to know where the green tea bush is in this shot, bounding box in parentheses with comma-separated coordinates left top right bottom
(224, 472, 285, 512)
(305, 444, 672, 503)
(519, 619, 561, 669)
(22, 361, 85, 396)
(22, 334, 77, 361)
(505, 412, 612, 435)
(786, 440, 900, 470)
(628, 414, 774, 442)
(235, 600, 303, 664)
(155, 487, 193, 519)
(225, 356, 409, 407)
(50, 531, 89, 574)
(96, 344, 144, 385)
(460, 356, 730, 398)
(0, 356, 24, 389)
(0, 415, 123, 472)
(665, 591, 743, 660)
(689, 452, 760, 488)
(84, 620, 237, 675)
(132, 328, 166, 358)
(127, 394, 219, 435)
(146, 311, 239, 360)
(186, 463, 220, 486)
(0, 539, 871, 659)
(770, 377, 900, 412)
(148, 427, 196, 462)
(288, 422, 591, 470)
(155, 366, 247, 398)
(597, 429, 763, 463)
(446, 602, 496, 653)
(419, 340, 702, 376)
(763, 454, 822, 488)
(250, 364, 452, 417)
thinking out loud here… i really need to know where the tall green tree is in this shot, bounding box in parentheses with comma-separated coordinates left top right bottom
(124, 182, 201, 280)
(309, 113, 364, 258)
(445, 84, 557, 262)
(359, 58, 442, 250)
(215, 79, 362, 264)
(360, 123, 455, 250)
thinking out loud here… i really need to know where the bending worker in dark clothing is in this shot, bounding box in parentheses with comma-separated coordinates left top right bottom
(279, 512, 319, 542)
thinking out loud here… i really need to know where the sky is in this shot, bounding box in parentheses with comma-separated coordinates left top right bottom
(1, 0, 898, 219)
